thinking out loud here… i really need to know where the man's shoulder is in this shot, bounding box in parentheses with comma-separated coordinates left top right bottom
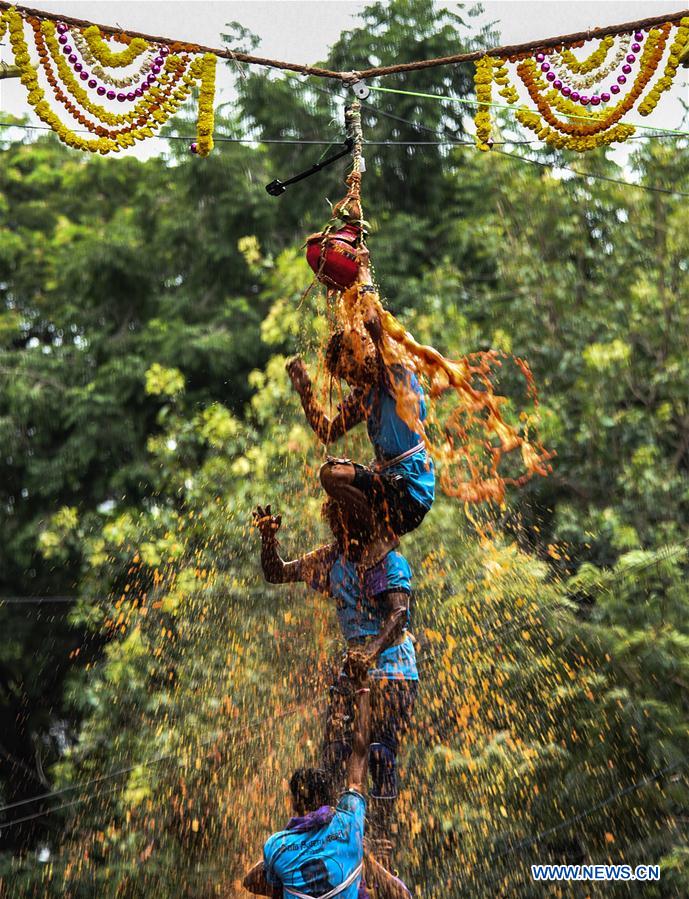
(384, 551, 412, 584)
(264, 826, 293, 857)
(336, 789, 366, 816)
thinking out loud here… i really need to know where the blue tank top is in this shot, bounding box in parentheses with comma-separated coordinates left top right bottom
(364, 365, 435, 510)
(327, 552, 418, 681)
(264, 791, 365, 899)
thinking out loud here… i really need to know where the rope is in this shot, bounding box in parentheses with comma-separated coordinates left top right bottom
(354, 9, 689, 78)
(0, 1, 687, 82)
(0, 595, 78, 604)
(0, 122, 475, 146)
(498, 147, 689, 199)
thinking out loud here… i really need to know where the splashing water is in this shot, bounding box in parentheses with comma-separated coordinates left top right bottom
(326, 276, 555, 505)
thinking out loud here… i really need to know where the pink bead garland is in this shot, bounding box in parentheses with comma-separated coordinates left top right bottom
(531, 28, 645, 108)
(54, 23, 170, 104)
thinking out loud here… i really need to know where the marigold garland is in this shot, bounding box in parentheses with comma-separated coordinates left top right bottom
(82, 24, 148, 68)
(72, 29, 155, 88)
(517, 26, 669, 138)
(38, 19, 189, 129)
(473, 18, 688, 152)
(551, 35, 632, 90)
(638, 16, 689, 115)
(195, 54, 217, 157)
(492, 58, 519, 103)
(474, 55, 494, 151)
(557, 35, 615, 74)
(1, 7, 216, 156)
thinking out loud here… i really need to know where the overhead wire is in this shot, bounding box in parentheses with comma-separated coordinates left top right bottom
(4, 95, 689, 198)
(368, 83, 689, 140)
(285, 72, 689, 199)
(495, 759, 686, 861)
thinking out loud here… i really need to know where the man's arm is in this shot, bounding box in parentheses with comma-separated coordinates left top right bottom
(286, 358, 366, 445)
(243, 861, 281, 898)
(345, 591, 409, 676)
(254, 506, 336, 588)
(363, 853, 412, 899)
(346, 669, 371, 794)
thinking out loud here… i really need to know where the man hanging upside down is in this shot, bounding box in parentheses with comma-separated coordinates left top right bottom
(253, 502, 418, 869)
(286, 316, 434, 559)
(242, 661, 411, 899)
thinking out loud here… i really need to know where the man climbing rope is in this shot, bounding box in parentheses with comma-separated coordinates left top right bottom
(242, 661, 411, 899)
(253, 502, 418, 869)
(286, 317, 434, 558)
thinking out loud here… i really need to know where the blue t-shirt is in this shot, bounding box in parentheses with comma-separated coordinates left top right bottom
(365, 364, 435, 510)
(263, 791, 365, 899)
(308, 550, 418, 681)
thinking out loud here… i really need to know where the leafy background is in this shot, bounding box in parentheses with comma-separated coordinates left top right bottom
(0, 2, 688, 895)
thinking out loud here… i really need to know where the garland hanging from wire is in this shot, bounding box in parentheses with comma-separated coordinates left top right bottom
(474, 16, 689, 151)
(0, 6, 216, 155)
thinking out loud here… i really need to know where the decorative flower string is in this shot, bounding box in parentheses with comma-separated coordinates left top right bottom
(550, 35, 632, 90)
(473, 17, 689, 152)
(474, 55, 494, 151)
(639, 16, 689, 115)
(37, 19, 189, 131)
(0, 7, 217, 156)
(81, 23, 148, 68)
(554, 35, 616, 75)
(518, 26, 670, 137)
(71, 29, 156, 88)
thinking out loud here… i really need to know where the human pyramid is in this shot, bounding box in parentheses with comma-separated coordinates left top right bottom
(244, 103, 552, 899)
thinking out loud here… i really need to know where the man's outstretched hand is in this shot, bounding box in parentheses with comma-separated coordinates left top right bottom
(286, 357, 310, 395)
(253, 505, 282, 542)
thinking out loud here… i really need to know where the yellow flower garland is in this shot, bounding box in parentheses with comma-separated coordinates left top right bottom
(195, 53, 216, 157)
(638, 15, 689, 115)
(516, 26, 668, 139)
(558, 35, 615, 74)
(41, 19, 187, 127)
(474, 55, 495, 151)
(516, 106, 636, 151)
(2, 8, 217, 156)
(493, 58, 518, 103)
(472, 19, 688, 151)
(82, 24, 148, 68)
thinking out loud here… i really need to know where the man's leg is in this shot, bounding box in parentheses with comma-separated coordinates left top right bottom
(368, 679, 418, 868)
(319, 460, 372, 517)
(320, 460, 399, 564)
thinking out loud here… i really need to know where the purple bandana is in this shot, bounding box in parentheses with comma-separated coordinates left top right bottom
(286, 805, 336, 833)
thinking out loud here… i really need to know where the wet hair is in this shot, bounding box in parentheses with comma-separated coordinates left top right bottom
(325, 327, 389, 393)
(324, 329, 346, 377)
(321, 497, 371, 557)
(289, 767, 334, 812)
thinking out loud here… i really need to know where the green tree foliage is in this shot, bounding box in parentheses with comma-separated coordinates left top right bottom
(1, 1, 688, 894)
